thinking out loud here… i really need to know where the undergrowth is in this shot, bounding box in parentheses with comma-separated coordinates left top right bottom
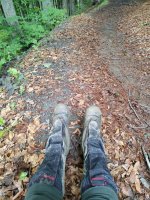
(0, 8, 67, 76)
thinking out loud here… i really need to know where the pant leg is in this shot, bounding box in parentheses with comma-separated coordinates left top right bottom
(81, 137, 118, 200)
(24, 184, 62, 200)
(25, 126, 64, 200)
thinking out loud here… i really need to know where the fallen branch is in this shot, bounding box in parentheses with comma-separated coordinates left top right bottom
(12, 189, 23, 200)
(139, 175, 150, 189)
(128, 90, 150, 127)
(141, 146, 150, 171)
(140, 104, 150, 114)
(128, 90, 141, 121)
(128, 124, 148, 129)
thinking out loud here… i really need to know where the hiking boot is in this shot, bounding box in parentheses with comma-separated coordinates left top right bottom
(82, 105, 102, 157)
(46, 103, 70, 156)
(81, 105, 118, 195)
(28, 104, 70, 196)
(46, 103, 70, 194)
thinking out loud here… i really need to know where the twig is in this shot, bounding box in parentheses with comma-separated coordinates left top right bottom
(12, 189, 23, 200)
(139, 175, 150, 189)
(141, 146, 150, 171)
(128, 89, 141, 121)
(128, 89, 150, 127)
(128, 124, 148, 129)
(140, 104, 150, 110)
(139, 104, 150, 114)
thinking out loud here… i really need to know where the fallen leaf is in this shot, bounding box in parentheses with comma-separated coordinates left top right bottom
(121, 183, 134, 197)
(135, 175, 142, 193)
(140, 176, 150, 189)
(129, 169, 136, 184)
(115, 128, 120, 135)
(8, 132, 14, 141)
(71, 185, 80, 196)
(78, 99, 84, 106)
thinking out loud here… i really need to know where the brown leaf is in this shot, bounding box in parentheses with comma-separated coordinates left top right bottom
(135, 175, 142, 193)
(8, 132, 15, 141)
(78, 99, 84, 106)
(71, 185, 80, 196)
(73, 128, 81, 135)
(27, 116, 41, 134)
(121, 183, 134, 197)
(129, 169, 136, 184)
(111, 166, 123, 178)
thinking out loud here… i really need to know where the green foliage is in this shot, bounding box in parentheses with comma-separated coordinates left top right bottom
(19, 85, 25, 95)
(0, 117, 5, 126)
(19, 171, 28, 181)
(142, 22, 150, 26)
(7, 68, 21, 79)
(0, 130, 5, 138)
(0, 116, 6, 138)
(75, 0, 91, 14)
(40, 8, 67, 30)
(9, 102, 17, 110)
(0, 16, 5, 25)
(5, 68, 25, 95)
(0, 59, 6, 75)
(0, 7, 67, 76)
(21, 22, 45, 46)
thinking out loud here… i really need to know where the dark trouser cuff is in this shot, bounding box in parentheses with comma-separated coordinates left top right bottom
(25, 183, 63, 200)
(28, 136, 63, 193)
(82, 186, 118, 200)
(81, 137, 118, 194)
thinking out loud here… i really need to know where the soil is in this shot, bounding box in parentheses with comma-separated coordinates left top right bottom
(0, 0, 149, 199)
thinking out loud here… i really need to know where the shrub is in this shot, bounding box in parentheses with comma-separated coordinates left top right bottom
(40, 8, 67, 30)
(20, 22, 45, 46)
(0, 7, 67, 76)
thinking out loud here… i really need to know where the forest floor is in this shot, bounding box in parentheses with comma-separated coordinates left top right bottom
(0, 0, 150, 199)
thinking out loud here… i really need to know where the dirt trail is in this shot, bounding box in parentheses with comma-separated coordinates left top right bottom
(0, 0, 150, 199)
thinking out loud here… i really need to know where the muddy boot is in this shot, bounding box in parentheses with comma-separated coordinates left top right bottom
(28, 104, 70, 196)
(81, 105, 118, 194)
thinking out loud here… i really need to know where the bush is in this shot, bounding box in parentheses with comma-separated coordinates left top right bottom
(0, 26, 22, 75)
(0, 8, 67, 76)
(40, 8, 67, 30)
(20, 22, 45, 46)
(75, 0, 92, 14)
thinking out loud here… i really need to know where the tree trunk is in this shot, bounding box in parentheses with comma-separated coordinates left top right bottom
(68, 0, 75, 15)
(42, 0, 53, 10)
(63, 0, 67, 9)
(1, 0, 19, 25)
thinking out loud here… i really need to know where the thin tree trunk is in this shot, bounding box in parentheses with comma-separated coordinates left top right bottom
(42, 0, 53, 10)
(1, 0, 19, 25)
(38, 0, 42, 11)
(63, 0, 67, 9)
(19, 6, 24, 19)
(68, 0, 75, 15)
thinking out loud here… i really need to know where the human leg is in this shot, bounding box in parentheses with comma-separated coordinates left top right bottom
(81, 106, 118, 200)
(25, 104, 70, 200)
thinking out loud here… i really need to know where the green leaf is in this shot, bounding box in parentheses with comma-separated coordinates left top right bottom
(0, 130, 5, 138)
(9, 102, 17, 110)
(19, 85, 25, 95)
(7, 68, 20, 79)
(0, 117, 5, 126)
(19, 171, 28, 181)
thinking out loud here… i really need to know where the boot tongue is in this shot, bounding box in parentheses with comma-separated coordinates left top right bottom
(53, 119, 63, 133)
(88, 121, 99, 138)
